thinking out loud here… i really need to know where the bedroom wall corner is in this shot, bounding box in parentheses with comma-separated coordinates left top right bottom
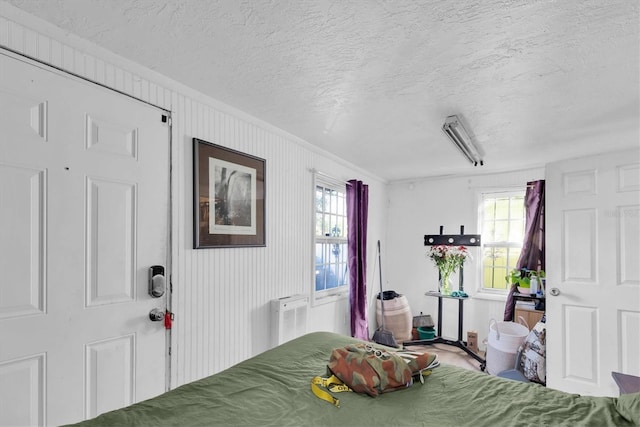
(0, 4, 388, 391)
(385, 169, 544, 348)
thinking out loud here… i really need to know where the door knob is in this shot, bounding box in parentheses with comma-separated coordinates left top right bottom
(149, 308, 165, 321)
(549, 288, 560, 296)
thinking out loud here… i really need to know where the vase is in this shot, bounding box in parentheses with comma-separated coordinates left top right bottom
(439, 274, 453, 295)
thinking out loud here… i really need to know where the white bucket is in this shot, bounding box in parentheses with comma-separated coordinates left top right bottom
(485, 317, 529, 375)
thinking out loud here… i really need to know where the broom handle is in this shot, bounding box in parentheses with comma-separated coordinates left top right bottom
(378, 240, 386, 329)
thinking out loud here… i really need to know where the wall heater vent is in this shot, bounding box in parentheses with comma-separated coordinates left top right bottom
(271, 295, 309, 347)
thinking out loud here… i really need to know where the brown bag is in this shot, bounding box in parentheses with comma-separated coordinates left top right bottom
(311, 343, 439, 407)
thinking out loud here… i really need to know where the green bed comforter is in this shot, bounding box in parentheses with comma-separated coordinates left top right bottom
(70, 331, 639, 426)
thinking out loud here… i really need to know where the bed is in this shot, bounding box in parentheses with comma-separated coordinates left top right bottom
(69, 331, 639, 426)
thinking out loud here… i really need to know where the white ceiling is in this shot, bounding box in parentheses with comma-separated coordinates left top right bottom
(7, 0, 640, 181)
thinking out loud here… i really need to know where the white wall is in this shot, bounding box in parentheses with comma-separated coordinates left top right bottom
(385, 168, 544, 349)
(171, 105, 388, 386)
(0, 4, 387, 389)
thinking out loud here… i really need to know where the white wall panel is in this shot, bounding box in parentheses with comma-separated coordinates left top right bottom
(171, 94, 318, 384)
(0, 12, 173, 110)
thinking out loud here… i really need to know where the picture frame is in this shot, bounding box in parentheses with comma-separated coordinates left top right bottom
(193, 138, 265, 248)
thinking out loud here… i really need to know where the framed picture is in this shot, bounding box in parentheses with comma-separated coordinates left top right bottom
(193, 138, 265, 248)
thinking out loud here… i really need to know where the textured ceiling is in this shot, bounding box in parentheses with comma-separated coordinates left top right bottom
(7, 0, 639, 181)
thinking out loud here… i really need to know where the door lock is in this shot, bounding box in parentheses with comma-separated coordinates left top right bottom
(149, 308, 165, 322)
(149, 265, 165, 298)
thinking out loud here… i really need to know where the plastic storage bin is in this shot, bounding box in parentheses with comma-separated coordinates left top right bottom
(485, 317, 529, 375)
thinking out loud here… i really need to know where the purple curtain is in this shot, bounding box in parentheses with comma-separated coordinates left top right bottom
(516, 180, 546, 272)
(347, 180, 369, 340)
(504, 180, 545, 321)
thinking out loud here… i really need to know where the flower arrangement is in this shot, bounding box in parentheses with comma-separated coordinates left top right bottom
(426, 245, 471, 295)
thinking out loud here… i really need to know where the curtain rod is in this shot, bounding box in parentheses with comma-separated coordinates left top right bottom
(468, 182, 540, 190)
(467, 184, 528, 190)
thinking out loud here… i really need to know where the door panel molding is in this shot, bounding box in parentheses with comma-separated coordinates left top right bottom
(0, 353, 46, 426)
(619, 310, 640, 375)
(85, 177, 137, 307)
(562, 208, 597, 283)
(85, 114, 138, 159)
(563, 169, 597, 196)
(618, 205, 640, 285)
(563, 305, 598, 383)
(617, 164, 640, 192)
(84, 335, 135, 419)
(0, 164, 46, 319)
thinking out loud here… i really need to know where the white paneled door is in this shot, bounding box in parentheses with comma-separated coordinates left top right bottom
(0, 53, 170, 426)
(546, 148, 640, 396)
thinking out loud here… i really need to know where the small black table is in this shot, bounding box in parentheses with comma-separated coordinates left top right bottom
(403, 291, 486, 371)
(512, 291, 545, 311)
(407, 226, 486, 370)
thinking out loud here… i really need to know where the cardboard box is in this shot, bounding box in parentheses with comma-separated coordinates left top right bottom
(466, 330, 478, 353)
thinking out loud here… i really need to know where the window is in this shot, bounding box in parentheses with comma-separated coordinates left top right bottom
(480, 190, 526, 291)
(314, 176, 348, 300)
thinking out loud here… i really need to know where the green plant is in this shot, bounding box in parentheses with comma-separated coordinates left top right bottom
(506, 268, 545, 289)
(506, 269, 529, 288)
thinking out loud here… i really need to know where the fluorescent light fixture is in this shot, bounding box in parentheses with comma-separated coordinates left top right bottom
(442, 115, 484, 166)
